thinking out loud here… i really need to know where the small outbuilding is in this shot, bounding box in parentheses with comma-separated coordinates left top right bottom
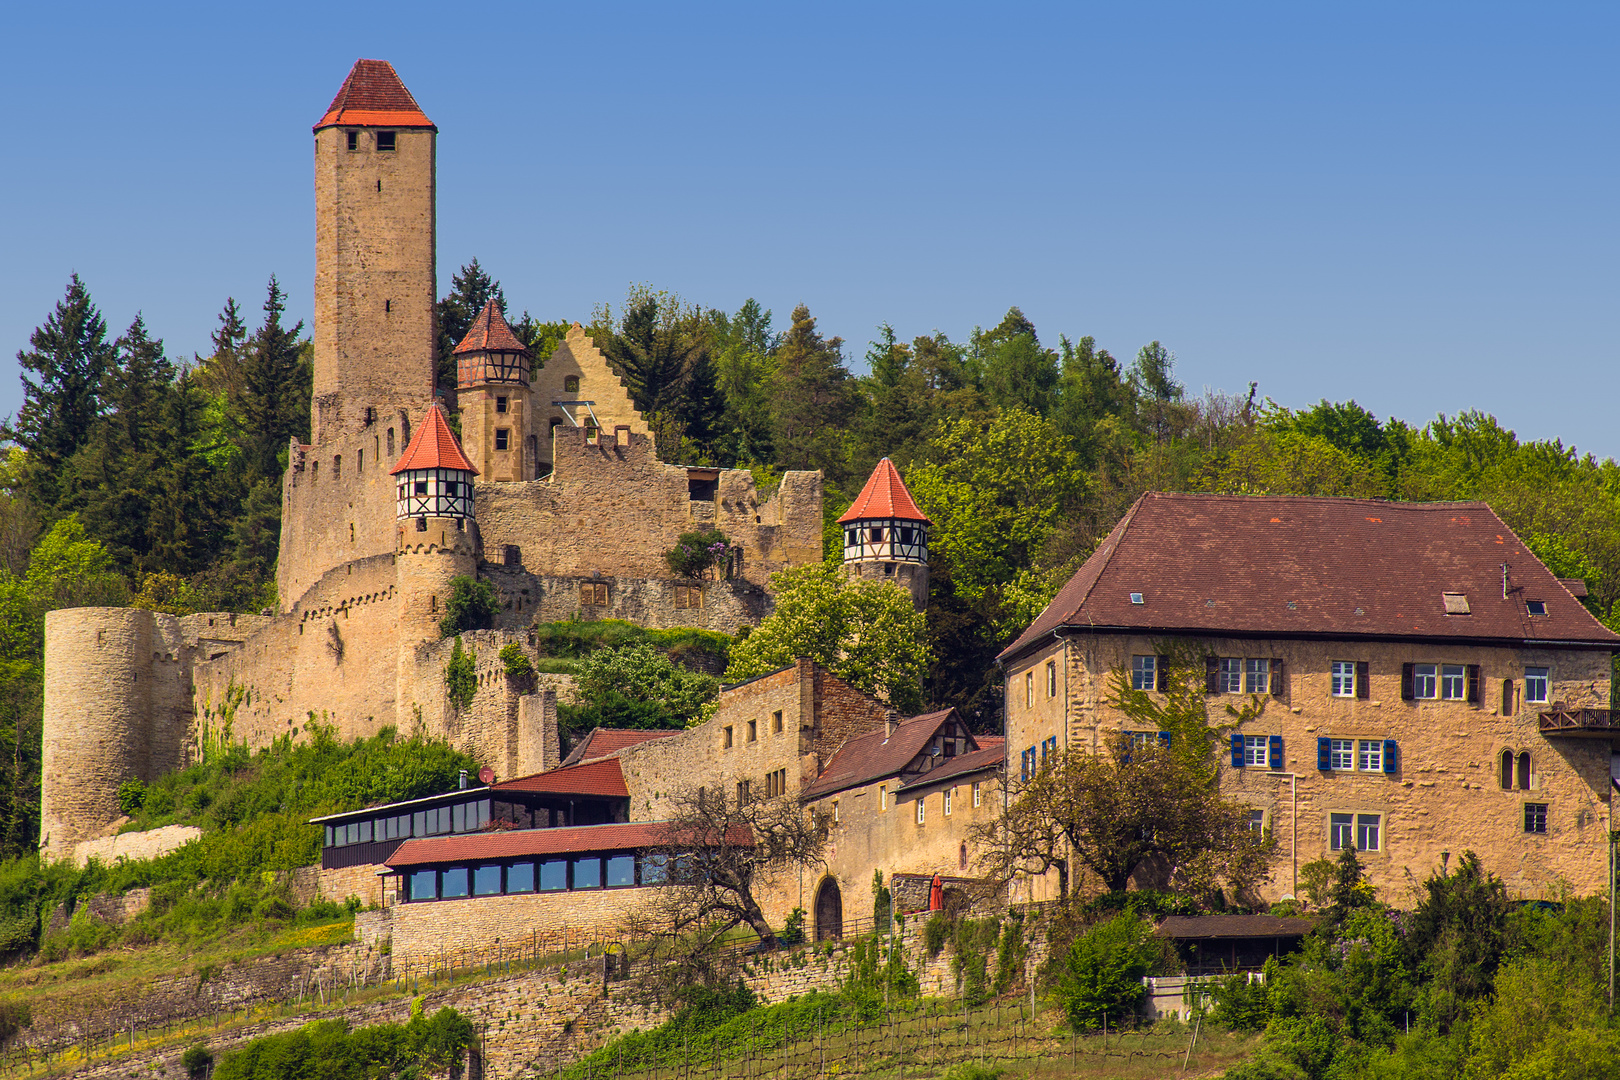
(1155, 914, 1315, 973)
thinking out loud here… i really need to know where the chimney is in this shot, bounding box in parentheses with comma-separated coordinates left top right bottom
(458, 769, 468, 790)
(885, 717, 897, 740)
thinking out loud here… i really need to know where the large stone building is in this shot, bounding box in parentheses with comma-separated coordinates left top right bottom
(998, 492, 1620, 902)
(38, 59, 824, 859)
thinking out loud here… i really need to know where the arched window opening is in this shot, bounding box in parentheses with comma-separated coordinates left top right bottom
(1517, 751, 1532, 791)
(959, 841, 968, 871)
(1500, 749, 1514, 790)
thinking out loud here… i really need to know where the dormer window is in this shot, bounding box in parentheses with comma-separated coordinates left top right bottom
(1442, 592, 1471, 615)
(376, 130, 396, 151)
(1526, 600, 1548, 616)
(346, 130, 358, 151)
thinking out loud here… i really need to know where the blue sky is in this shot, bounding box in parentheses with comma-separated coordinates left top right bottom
(1, 3, 1614, 456)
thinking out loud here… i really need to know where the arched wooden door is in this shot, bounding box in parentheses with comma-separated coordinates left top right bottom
(814, 877, 843, 941)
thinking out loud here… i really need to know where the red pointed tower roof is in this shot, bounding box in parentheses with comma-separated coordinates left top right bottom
(839, 458, 929, 524)
(314, 59, 436, 132)
(454, 300, 529, 355)
(390, 403, 478, 475)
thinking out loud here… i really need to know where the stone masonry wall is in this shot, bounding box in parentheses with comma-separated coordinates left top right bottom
(1004, 631, 1618, 902)
(482, 564, 772, 636)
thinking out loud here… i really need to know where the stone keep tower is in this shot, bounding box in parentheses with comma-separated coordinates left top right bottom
(392, 401, 480, 648)
(840, 458, 930, 610)
(455, 301, 534, 482)
(311, 59, 438, 443)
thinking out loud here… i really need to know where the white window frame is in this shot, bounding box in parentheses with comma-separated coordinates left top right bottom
(1329, 812, 1354, 851)
(1247, 809, 1265, 835)
(1245, 658, 1269, 694)
(1025, 670, 1034, 708)
(1524, 666, 1549, 705)
(972, 782, 981, 808)
(944, 788, 953, 816)
(1132, 655, 1156, 691)
(916, 797, 925, 825)
(1219, 657, 1243, 694)
(879, 785, 886, 811)
(1329, 738, 1356, 771)
(1244, 735, 1268, 767)
(1412, 663, 1438, 699)
(1358, 739, 1383, 772)
(1357, 813, 1381, 851)
(1046, 660, 1057, 698)
(1330, 660, 1356, 698)
(1440, 664, 1466, 701)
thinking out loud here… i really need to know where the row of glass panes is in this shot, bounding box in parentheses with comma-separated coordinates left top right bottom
(844, 526, 923, 547)
(1214, 658, 1273, 694)
(402, 852, 666, 901)
(1330, 805, 1548, 851)
(1327, 739, 1386, 772)
(325, 798, 492, 848)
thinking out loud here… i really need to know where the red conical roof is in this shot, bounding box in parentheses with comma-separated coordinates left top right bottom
(314, 59, 435, 132)
(838, 458, 929, 524)
(390, 403, 478, 475)
(454, 300, 528, 355)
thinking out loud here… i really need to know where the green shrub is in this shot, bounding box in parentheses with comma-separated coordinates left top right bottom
(923, 913, 951, 957)
(664, 528, 733, 579)
(117, 778, 148, 815)
(499, 642, 534, 679)
(1210, 966, 1272, 1031)
(438, 576, 498, 637)
(1054, 914, 1159, 1030)
(181, 1044, 213, 1080)
(213, 1008, 472, 1080)
(778, 907, 805, 948)
(445, 637, 477, 710)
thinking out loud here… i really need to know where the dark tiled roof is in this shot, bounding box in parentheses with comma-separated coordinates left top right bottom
(491, 758, 628, 798)
(1156, 915, 1316, 940)
(897, 740, 1005, 791)
(454, 300, 529, 355)
(838, 458, 930, 524)
(801, 709, 960, 801)
(389, 402, 477, 475)
(385, 821, 682, 867)
(314, 59, 435, 132)
(559, 728, 681, 767)
(1001, 493, 1619, 662)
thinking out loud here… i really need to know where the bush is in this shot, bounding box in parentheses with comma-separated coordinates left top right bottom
(499, 642, 535, 680)
(445, 637, 477, 710)
(213, 1008, 473, 1080)
(438, 576, 498, 637)
(778, 907, 805, 948)
(181, 1044, 213, 1080)
(1210, 966, 1272, 1031)
(117, 778, 148, 815)
(664, 528, 732, 579)
(1054, 914, 1160, 1030)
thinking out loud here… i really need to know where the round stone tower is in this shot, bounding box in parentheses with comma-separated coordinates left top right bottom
(392, 400, 481, 645)
(840, 458, 930, 610)
(455, 300, 534, 482)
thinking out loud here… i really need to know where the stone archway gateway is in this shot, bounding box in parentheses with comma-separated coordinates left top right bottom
(814, 876, 843, 941)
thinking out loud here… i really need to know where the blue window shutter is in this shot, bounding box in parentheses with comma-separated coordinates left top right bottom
(1317, 737, 1332, 771)
(1269, 734, 1284, 770)
(1159, 731, 1172, 749)
(1230, 733, 1245, 768)
(1383, 739, 1398, 775)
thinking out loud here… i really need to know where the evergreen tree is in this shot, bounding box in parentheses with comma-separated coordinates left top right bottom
(193, 297, 249, 399)
(711, 299, 777, 465)
(234, 278, 308, 484)
(435, 259, 505, 391)
(5, 275, 115, 512)
(769, 304, 857, 482)
(1054, 334, 1131, 466)
(977, 307, 1059, 417)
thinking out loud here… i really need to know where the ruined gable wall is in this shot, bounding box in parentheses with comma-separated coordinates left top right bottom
(1003, 631, 1615, 903)
(529, 324, 651, 472)
(475, 427, 822, 593)
(812, 669, 898, 773)
(277, 415, 422, 610)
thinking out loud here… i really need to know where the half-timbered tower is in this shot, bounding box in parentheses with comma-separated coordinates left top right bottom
(840, 458, 930, 610)
(455, 300, 534, 482)
(391, 402, 478, 525)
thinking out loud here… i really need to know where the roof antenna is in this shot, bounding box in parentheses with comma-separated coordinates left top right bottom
(1502, 563, 1509, 601)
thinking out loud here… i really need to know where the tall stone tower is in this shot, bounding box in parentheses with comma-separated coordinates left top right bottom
(840, 458, 930, 610)
(311, 59, 438, 443)
(455, 300, 534, 482)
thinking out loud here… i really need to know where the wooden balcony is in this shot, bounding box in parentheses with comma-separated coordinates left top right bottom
(1538, 708, 1618, 738)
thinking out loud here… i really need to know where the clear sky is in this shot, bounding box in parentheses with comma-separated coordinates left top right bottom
(2, 3, 1614, 457)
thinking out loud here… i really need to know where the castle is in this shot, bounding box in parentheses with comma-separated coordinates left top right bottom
(37, 60, 881, 861)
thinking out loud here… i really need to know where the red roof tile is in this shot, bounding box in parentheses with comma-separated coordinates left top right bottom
(838, 458, 930, 524)
(314, 60, 435, 132)
(385, 820, 711, 867)
(491, 758, 629, 799)
(454, 300, 529, 355)
(1000, 492, 1620, 663)
(389, 402, 477, 475)
(560, 728, 681, 767)
(896, 743, 1005, 791)
(801, 709, 973, 800)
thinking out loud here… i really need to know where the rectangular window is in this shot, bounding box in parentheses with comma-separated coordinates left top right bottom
(916, 798, 925, 825)
(376, 130, 396, 151)
(772, 710, 784, 734)
(408, 868, 436, 901)
(879, 785, 887, 811)
(1357, 814, 1381, 851)
(507, 861, 535, 893)
(1046, 660, 1057, 698)
(412, 810, 425, 836)
(346, 130, 359, 151)
(1248, 810, 1265, 835)
(1525, 803, 1548, 834)
(606, 855, 636, 887)
(640, 854, 669, 885)
(675, 584, 701, 609)
(1025, 671, 1034, 707)
(748, 719, 757, 742)
(414, 479, 428, 496)
(496, 396, 508, 414)
(540, 859, 568, 891)
(572, 857, 602, 890)
(944, 788, 953, 816)
(1330, 738, 1356, 771)
(1358, 740, 1383, 772)
(1330, 812, 1354, 851)
(1245, 658, 1270, 695)
(453, 802, 465, 833)
(1244, 735, 1269, 767)
(972, 782, 981, 807)
(723, 726, 733, 749)
(736, 779, 750, 805)
(1524, 667, 1549, 705)
(1331, 661, 1356, 697)
(1440, 664, 1466, 700)
(581, 582, 608, 606)
(440, 867, 470, 899)
(1132, 655, 1157, 691)
(495, 428, 510, 451)
(473, 864, 502, 896)
(1218, 657, 1243, 694)
(1412, 663, 1438, 699)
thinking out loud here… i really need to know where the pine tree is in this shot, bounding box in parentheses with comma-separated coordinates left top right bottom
(435, 259, 505, 391)
(234, 278, 308, 483)
(769, 304, 857, 482)
(4, 275, 115, 512)
(193, 297, 249, 398)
